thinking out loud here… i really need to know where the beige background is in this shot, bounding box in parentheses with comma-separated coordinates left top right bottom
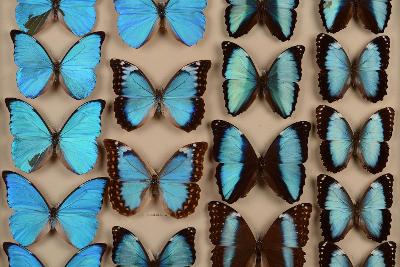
(0, 0, 399, 266)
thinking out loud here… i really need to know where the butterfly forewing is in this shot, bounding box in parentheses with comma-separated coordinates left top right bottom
(4, 242, 45, 267)
(65, 243, 107, 267)
(362, 241, 396, 267)
(318, 242, 353, 267)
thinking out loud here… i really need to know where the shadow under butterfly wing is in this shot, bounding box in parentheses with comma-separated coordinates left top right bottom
(362, 241, 396, 267)
(3, 242, 45, 267)
(356, 0, 392, 34)
(318, 242, 353, 267)
(59, 0, 97, 37)
(319, 0, 354, 33)
(15, 0, 52, 35)
(224, 0, 258, 38)
(65, 243, 107, 267)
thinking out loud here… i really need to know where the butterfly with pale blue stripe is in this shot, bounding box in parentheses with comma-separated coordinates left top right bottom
(319, 241, 396, 267)
(208, 201, 312, 267)
(3, 171, 108, 249)
(316, 105, 394, 174)
(113, 0, 207, 48)
(4, 242, 106, 267)
(112, 226, 196, 266)
(11, 30, 104, 100)
(316, 34, 390, 103)
(317, 174, 393, 242)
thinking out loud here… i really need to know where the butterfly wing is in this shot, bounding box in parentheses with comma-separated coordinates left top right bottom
(208, 201, 256, 267)
(222, 41, 259, 116)
(157, 228, 196, 267)
(211, 120, 259, 204)
(15, 0, 52, 35)
(113, 0, 158, 48)
(261, 121, 311, 203)
(318, 242, 353, 267)
(3, 171, 50, 247)
(164, 0, 207, 46)
(265, 45, 305, 118)
(316, 105, 354, 173)
(159, 143, 208, 218)
(3, 242, 45, 267)
(317, 174, 354, 242)
(355, 36, 390, 103)
(262, 203, 312, 267)
(357, 107, 394, 173)
(319, 0, 354, 33)
(224, 0, 258, 38)
(104, 139, 152, 216)
(316, 33, 352, 102)
(60, 32, 105, 100)
(356, 0, 392, 33)
(59, 0, 97, 36)
(65, 243, 107, 267)
(363, 241, 396, 267)
(10, 30, 54, 99)
(162, 60, 211, 132)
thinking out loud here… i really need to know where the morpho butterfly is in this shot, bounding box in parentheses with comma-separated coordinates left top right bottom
(112, 226, 196, 266)
(3, 171, 108, 249)
(211, 120, 311, 204)
(104, 139, 207, 218)
(6, 98, 105, 175)
(319, 0, 392, 34)
(113, 0, 207, 48)
(11, 30, 105, 100)
(317, 173, 393, 242)
(316, 33, 390, 103)
(208, 201, 312, 267)
(224, 0, 300, 41)
(222, 41, 305, 118)
(316, 105, 395, 174)
(319, 241, 396, 267)
(4, 242, 106, 267)
(110, 58, 211, 132)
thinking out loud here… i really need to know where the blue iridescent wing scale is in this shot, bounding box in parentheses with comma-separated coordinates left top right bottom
(357, 0, 392, 34)
(65, 243, 107, 267)
(59, 0, 97, 36)
(318, 242, 352, 267)
(15, 0, 52, 35)
(363, 241, 396, 267)
(3, 242, 45, 267)
(224, 0, 258, 38)
(319, 0, 354, 33)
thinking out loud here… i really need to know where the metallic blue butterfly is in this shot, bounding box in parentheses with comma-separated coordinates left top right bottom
(110, 59, 211, 132)
(319, 0, 392, 33)
(104, 139, 207, 218)
(316, 105, 394, 174)
(4, 242, 106, 267)
(208, 201, 312, 267)
(6, 98, 105, 175)
(212, 120, 310, 204)
(112, 226, 196, 266)
(3, 171, 108, 249)
(222, 41, 304, 118)
(11, 30, 105, 99)
(317, 174, 393, 242)
(319, 241, 396, 267)
(113, 0, 207, 48)
(316, 34, 390, 103)
(15, 0, 97, 36)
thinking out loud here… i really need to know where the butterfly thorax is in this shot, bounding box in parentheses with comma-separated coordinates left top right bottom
(49, 207, 58, 230)
(150, 174, 160, 198)
(52, 132, 60, 150)
(353, 202, 362, 228)
(53, 61, 61, 87)
(157, 2, 167, 33)
(52, 0, 61, 20)
(154, 90, 164, 116)
(255, 239, 263, 267)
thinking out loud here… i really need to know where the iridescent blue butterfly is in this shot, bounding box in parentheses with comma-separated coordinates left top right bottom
(317, 174, 393, 242)
(110, 59, 211, 132)
(319, 241, 396, 267)
(222, 41, 304, 118)
(113, 0, 207, 48)
(112, 226, 196, 266)
(6, 98, 105, 175)
(208, 201, 312, 267)
(211, 120, 311, 204)
(15, 0, 97, 36)
(316, 105, 395, 174)
(4, 242, 106, 267)
(224, 0, 300, 41)
(319, 0, 392, 33)
(3, 171, 108, 249)
(11, 30, 105, 99)
(317, 34, 390, 103)
(104, 139, 207, 218)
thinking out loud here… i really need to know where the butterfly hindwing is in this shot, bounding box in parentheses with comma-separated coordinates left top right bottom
(356, 0, 392, 34)
(59, 0, 97, 37)
(3, 242, 44, 267)
(15, 0, 52, 35)
(318, 242, 353, 267)
(65, 243, 107, 267)
(319, 0, 354, 33)
(224, 0, 258, 38)
(363, 241, 396, 267)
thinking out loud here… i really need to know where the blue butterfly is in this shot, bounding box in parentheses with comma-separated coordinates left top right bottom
(3, 171, 108, 249)
(6, 98, 105, 175)
(319, 0, 392, 33)
(317, 174, 393, 242)
(104, 139, 207, 218)
(319, 241, 396, 267)
(113, 0, 207, 48)
(4, 242, 106, 267)
(110, 59, 211, 132)
(224, 0, 300, 41)
(15, 0, 97, 36)
(211, 120, 311, 204)
(11, 30, 105, 99)
(316, 34, 390, 103)
(208, 201, 312, 267)
(222, 41, 305, 118)
(316, 105, 395, 174)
